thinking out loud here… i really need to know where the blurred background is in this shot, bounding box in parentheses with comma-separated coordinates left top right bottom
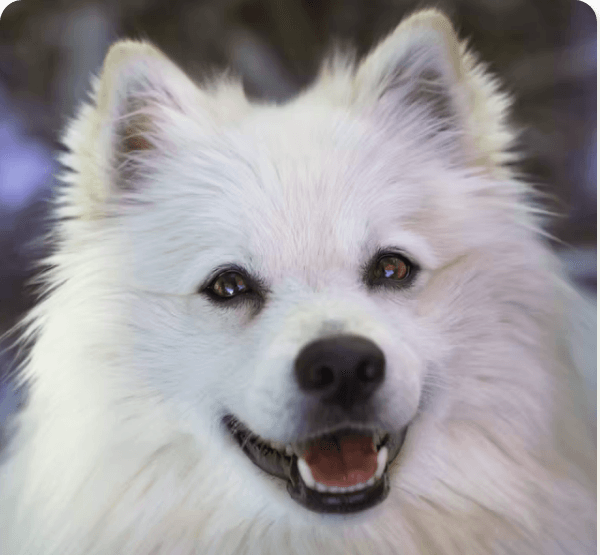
(0, 0, 596, 424)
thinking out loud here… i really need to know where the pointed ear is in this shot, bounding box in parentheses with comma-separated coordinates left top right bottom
(61, 40, 247, 217)
(351, 10, 514, 173)
(93, 40, 205, 190)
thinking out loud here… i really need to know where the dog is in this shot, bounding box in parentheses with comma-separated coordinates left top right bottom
(0, 9, 595, 555)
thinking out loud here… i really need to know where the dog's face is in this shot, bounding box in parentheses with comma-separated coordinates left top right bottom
(70, 10, 549, 517)
(122, 100, 441, 513)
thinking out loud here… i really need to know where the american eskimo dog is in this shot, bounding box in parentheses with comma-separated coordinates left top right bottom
(0, 9, 595, 555)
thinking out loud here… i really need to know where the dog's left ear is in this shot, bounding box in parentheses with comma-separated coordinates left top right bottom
(350, 10, 514, 172)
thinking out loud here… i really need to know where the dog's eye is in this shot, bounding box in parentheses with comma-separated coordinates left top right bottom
(208, 271, 252, 299)
(371, 254, 412, 283)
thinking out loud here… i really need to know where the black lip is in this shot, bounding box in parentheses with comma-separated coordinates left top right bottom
(222, 415, 407, 514)
(223, 414, 293, 480)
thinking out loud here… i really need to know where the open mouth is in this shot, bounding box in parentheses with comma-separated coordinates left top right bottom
(223, 415, 407, 514)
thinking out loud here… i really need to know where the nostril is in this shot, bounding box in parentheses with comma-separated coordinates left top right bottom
(357, 359, 383, 383)
(308, 365, 335, 389)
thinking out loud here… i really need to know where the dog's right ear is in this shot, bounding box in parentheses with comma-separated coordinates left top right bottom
(95, 41, 203, 190)
(60, 40, 211, 216)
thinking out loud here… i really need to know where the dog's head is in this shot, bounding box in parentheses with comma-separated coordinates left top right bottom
(57, 10, 554, 517)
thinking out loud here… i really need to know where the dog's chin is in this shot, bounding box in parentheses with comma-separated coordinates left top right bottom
(222, 415, 408, 514)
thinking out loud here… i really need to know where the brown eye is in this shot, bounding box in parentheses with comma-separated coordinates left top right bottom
(210, 271, 251, 298)
(372, 254, 411, 282)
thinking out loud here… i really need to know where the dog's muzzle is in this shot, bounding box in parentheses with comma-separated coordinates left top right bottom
(223, 335, 409, 514)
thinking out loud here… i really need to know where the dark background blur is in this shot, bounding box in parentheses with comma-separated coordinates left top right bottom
(0, 0, 596, 421)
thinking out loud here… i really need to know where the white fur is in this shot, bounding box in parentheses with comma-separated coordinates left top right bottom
(0, 9, 595, 555)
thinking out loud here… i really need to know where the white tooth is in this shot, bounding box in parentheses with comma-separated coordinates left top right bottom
(285, 445, 294, 456)
(316, 482, 329, 492)
(366, 477, 375, 486)
(375, 446, 388, 479)
(297, 457, 316, 489)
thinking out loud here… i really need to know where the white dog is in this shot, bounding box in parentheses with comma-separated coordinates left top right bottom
(0, 9, 595, 555)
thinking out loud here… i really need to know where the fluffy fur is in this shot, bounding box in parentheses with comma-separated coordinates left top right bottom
(0, 9, 595, 555)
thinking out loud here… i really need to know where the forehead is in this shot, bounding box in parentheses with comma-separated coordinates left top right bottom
(129, 97, 463, 292)
(220, 102, 430, 265)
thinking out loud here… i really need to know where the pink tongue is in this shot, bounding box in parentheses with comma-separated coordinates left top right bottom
(303, 435, 377, 487)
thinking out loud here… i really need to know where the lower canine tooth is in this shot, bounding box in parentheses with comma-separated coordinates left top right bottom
(375, 446, 388, 479)
(297, 457, 316, 489)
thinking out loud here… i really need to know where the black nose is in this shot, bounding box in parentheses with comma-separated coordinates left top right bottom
(294, 335, 385, 410)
